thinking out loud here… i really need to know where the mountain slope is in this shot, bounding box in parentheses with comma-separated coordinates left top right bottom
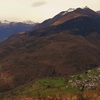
(0, 7, 100, 93)
(4, 67, 100, 99)
(0, 32, 100, 92)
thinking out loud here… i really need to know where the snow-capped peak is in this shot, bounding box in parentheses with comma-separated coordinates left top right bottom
(0, 20, 10, 24)
(23, 20, 35, 24)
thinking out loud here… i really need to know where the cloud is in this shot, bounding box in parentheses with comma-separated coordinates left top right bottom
(32, 1, 46, 7)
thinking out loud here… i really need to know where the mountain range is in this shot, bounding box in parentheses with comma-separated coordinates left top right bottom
(0, 7, 100, 95)
(0, 20, 38, 41)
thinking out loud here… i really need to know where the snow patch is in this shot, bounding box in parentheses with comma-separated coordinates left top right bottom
(62, 8, 75, 16)
(62, 11, 68, 16)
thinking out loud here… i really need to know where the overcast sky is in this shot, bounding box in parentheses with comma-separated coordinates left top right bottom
(0, 0, 99, 22)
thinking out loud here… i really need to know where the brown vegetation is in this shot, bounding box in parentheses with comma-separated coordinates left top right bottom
(1, 90, 100, 100)
(0, 7, 100, 93)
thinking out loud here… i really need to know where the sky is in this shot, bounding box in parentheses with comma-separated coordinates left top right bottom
(0, 0, 100, 22)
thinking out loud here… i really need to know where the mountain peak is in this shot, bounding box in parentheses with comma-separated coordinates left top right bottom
(34, 7, 99, 29)
(61, 7, 91, 16)
(0, 20, 10, 25)
(84, 6, 90, 9)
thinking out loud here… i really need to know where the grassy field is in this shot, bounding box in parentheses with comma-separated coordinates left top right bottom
(11, 67, 100, 96)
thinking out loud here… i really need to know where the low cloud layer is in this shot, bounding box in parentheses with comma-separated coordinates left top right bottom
(32, 1, 46, 7)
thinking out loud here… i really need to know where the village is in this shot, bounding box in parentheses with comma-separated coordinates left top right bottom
(67, 67, 100, 91)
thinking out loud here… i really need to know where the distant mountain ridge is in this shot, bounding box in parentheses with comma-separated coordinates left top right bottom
(0, 20, 38, 41)
(0, 20, 36, 25)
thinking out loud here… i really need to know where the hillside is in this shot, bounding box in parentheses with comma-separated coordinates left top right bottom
(0, 7, 100, 94)
(1, 67, 100, 100)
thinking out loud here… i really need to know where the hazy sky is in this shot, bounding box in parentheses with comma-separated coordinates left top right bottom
(0, 0, 99, 22)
